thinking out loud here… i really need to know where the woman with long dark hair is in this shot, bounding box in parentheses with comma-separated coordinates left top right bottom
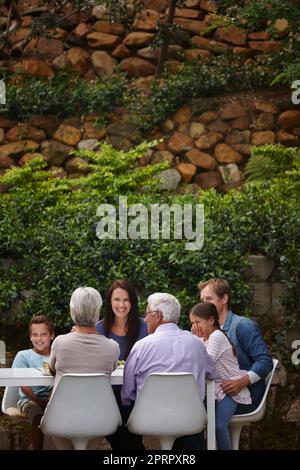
(96, 279, 147, 360)
(96, 279, 147, 449)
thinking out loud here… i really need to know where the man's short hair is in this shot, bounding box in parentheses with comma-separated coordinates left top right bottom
(147, 293, 181, 324)
(198, 278, 232, 308)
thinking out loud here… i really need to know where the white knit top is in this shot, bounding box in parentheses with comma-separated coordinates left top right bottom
(204, 329, 252, 404)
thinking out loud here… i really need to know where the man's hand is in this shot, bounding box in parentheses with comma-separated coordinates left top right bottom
(221, 375, 250, 396)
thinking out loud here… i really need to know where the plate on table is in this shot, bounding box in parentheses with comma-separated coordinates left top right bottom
(36, 367, 52, 376)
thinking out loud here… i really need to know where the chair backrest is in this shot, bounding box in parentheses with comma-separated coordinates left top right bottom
(2, 386, 19, 413)
(231, 358, 278, 422)
(40, 374, 121, 438)
(127, 372, 207, 436)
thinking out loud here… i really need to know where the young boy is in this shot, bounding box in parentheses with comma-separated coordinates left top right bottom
(12, 315, 54, 450)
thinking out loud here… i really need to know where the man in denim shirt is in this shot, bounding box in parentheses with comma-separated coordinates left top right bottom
(198, 278, 273, 413)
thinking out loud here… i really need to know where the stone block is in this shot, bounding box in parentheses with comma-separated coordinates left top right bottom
(155, 169, 181, 191)
(271, 283, 287, 316)
(252, 282, 271, 316)
(286, 398, 300, 422)
(272, 361, 287, 387)
(248, 255, 275, 281)
(218, 163, 241, 184)
(286, 326, 300, 349)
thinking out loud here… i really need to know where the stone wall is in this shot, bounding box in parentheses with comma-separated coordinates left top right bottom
(248, 254, 287, 320)
(0, 0, 291, 79)
(245, 254, 300, 447)
(1, 92, 300, 192)
(1, 1, 299, 191)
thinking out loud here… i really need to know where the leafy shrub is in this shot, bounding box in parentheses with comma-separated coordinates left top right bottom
(0, 47, 293, 129)
(125, 55, 281, 131)
(245, 144, 300, 188)
(3, 71, 126, 120)
(271, 59, 300, 86)
(214, 0, 300, 32)
(0, 143, 299, 363)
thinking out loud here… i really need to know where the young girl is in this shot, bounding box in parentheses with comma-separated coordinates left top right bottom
(190, 302, 251, 450)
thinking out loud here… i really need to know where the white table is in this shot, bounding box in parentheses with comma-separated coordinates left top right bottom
(0, 368, 215, 450)
(0, 367, 123, 386)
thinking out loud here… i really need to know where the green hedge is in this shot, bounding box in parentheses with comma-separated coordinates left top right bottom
(214, 0, 300, 33)
(0, 143, 299, 362)
(1, 51, 287, 129)
(125, 54, 281, 131)
(2, 71, 126, 121)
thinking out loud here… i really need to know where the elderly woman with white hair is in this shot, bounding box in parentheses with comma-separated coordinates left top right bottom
(49, 287, 119, 394)
(47, 287, 120, 450)
(121, 292, 215, 450)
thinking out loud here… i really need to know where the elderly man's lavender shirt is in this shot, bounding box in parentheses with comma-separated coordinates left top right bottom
(121, 323, 215, 406)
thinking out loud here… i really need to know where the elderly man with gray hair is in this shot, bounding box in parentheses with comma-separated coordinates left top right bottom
(121, 292, 215, 450)
(49, 287, 119, 395)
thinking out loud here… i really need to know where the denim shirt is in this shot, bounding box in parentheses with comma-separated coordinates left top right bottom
(223, 310, 273, 405)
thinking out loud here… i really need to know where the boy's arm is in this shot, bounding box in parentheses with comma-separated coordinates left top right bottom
(13, 351, 51, 408)
(20, 386, 49, 409)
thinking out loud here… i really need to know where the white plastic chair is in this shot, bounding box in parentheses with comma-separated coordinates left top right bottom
(127, 372, 207, 450)
(1, 386, 26, 419)
(229, 358, 278, 450)
(40, 373, 122, 450)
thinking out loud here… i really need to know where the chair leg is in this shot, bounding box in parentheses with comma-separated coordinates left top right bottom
(71, 438, 88, 450)
(160, 436, 175, 450)
(229, 424, 243, 450)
